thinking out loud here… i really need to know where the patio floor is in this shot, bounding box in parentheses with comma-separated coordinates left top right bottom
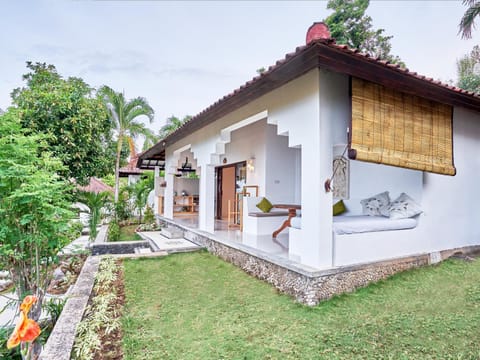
(168, 214, 313, 272)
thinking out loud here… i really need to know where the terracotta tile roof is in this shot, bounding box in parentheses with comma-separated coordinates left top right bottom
(191, 39, 479, 119)
(139, 36, 480, 164)
(323, 40, 479, 97)
(119, 154, 144, 176)
(77, 177, 114, 194)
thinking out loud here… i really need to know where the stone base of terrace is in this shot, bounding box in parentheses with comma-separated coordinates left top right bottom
(158, 215, 479, 306)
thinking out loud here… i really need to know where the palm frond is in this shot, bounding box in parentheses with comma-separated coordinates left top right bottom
(463, 0, 478, 7)
(124, 107, 154, 124)
(124, 97, 154, 123)
(126, 122, 154, 139)
(460, 2, 480, 39)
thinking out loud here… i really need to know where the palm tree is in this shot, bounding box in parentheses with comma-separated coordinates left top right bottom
(77, 190, 111, 242)
(99, 86, 154, 202)
(460, 0, 480, 39)
(159, 115, 191, 138)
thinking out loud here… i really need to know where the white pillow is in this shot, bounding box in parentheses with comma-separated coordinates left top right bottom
(360, 191, 390, 216)
(380, 192, 422, 219)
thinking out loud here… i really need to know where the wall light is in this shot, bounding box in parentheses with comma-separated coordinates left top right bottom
(247, 157, 255, 172)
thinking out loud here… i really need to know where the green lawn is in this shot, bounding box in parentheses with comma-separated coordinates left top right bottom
(122, 252, 480, 360)
(117, 225, 142, 242)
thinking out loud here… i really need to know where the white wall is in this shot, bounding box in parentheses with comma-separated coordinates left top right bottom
(418, 107, 480, 252)
(343, 161, 423, 215)
(264, 124, 300, 204)
(224, 120, 266, 193)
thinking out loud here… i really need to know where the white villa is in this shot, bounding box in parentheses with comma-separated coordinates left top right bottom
(138, 23, 480, 304)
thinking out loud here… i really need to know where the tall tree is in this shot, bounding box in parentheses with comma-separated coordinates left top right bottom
(11, 62, 114, 185)
(324, 0, 404, 66)
(456, 45, 480, 93)
(459, 0, 480, 39)
(99, 86, 154, 202)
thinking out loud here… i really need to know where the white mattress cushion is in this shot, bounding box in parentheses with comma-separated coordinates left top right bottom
(333, 215, 417, 235)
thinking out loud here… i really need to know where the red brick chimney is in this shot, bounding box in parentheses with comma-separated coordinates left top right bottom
(306, 22, 331, 44)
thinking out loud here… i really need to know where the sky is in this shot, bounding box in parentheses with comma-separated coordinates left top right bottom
(0, 0, 478, 135)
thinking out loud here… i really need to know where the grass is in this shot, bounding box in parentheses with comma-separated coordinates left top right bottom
(117, 225, 142, 242)
(122, 251, 480, 360)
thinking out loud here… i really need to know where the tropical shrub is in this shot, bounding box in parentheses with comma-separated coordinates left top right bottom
(0, 108, 73, 357)
(143, 205, 155, 224)
(108, 220, 121, 241)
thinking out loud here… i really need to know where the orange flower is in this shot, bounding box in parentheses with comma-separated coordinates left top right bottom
(20, 295, 37, 315)
(6, 311, 41, 349)
(6, 295, 41, 349)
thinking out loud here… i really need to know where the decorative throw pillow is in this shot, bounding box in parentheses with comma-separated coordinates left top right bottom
(381, 192, 422, 219)
(333, 200, 346, 216)
(256, 197, 273, 213)
(360, 191, 390, 216)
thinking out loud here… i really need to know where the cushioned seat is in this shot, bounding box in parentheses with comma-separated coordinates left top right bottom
(248, 211, 289, 217)
(333, 215, 417, 235)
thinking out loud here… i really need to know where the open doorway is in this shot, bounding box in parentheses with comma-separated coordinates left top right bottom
(215, 161, 246, 221)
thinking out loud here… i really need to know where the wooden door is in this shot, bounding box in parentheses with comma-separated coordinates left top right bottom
(220, 166, 236, 219)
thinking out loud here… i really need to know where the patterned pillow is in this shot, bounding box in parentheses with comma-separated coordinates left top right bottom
(380, 193, 422, 219)
(360, 191, 390, 216)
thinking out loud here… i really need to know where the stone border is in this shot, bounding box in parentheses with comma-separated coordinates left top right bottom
(157, 216, 480, 306)
(39, 256, 100, 360)
(91, 240, 151, 255)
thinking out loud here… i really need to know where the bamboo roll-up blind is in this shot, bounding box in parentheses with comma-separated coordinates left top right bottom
(350, 77, 456, 176)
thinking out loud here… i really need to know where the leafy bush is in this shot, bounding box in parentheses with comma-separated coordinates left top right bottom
(143, 205, 155, 224)
(43, 298, 66, 325)
(66, 221, 84, 242)
(108, 221, 121, 242)
(113, 194, 132, 222)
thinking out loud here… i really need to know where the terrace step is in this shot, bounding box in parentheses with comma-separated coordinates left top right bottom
(134, 247, 152, 254)
(160, 227, 184, 239)
(140, 231, 201, 253)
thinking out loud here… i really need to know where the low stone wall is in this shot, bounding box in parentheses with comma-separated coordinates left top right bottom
(184, 228, 429, 305)
(39, 256, 100, 360)
(91, 241, 151, 255)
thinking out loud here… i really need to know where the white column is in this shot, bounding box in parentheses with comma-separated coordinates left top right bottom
(164, 157, 175, 219)
(287, 70, 337, 269)
(293, 138, 333, 269)
(153, 166, 160, 216)
(198, 163, 215, 233)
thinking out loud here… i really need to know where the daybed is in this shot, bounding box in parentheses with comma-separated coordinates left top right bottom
(289, 213, 422, 267)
